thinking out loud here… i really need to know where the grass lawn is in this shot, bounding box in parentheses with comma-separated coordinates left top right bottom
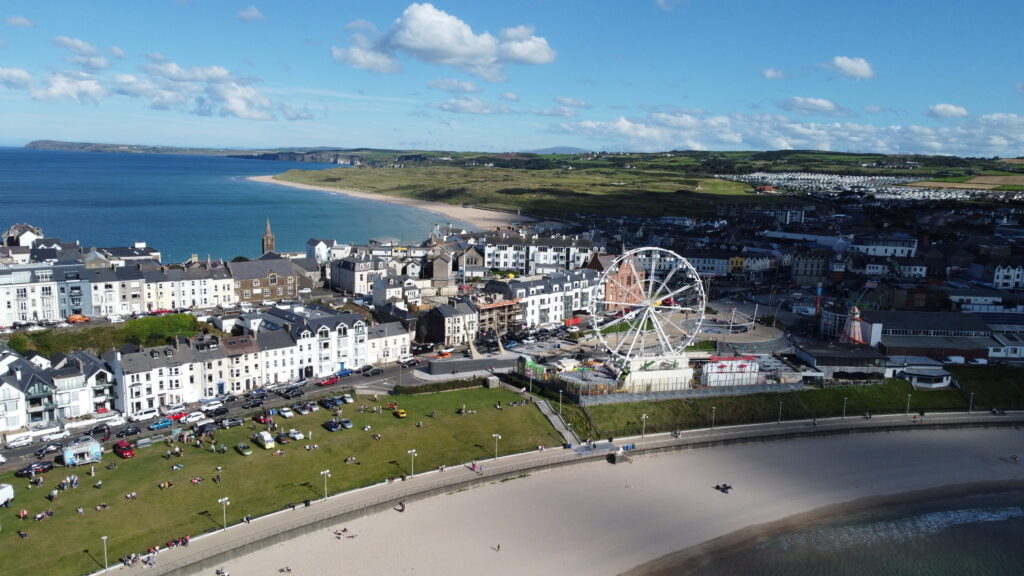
(582, 379, 968, 437)
(274, 166, 792, 219)
(0, 387, 562, 576)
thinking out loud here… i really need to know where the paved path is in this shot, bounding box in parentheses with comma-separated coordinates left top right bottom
(113, 410, 1022, 576)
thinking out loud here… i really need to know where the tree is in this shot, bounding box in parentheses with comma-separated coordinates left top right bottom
(231, 256, 249, 262)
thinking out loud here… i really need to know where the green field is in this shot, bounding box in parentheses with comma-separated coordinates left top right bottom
(0, 387, 562, 576)
(3, 314, 203, 357)
(274, 165, 787, 219)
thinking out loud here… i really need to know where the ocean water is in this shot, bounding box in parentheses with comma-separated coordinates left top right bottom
(677, 489, 1024, 576)
(0, 147, 466, 263)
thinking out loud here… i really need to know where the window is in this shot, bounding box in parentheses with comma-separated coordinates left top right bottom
(252, 279, 260, 287)
(269, 274, 278, 286)
(287, 277, 294, 284)
(243, 290, 251, 299)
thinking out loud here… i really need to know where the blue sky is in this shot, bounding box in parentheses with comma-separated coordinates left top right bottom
(1, 1, 1022, 155)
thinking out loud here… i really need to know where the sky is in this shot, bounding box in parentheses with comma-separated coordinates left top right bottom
(1, 0, 1022, 156)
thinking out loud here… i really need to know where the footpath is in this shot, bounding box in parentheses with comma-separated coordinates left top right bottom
(121, 410, 1022, 576)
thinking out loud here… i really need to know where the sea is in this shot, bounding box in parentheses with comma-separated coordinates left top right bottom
(658, 488, 1024, 576)
(0, 147, 467, 263)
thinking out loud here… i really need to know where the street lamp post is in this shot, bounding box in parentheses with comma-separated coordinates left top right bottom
(492, 434, 502, 459)
(217, 497, 230, 531)
(842, 397, 848, 420)
(558, 389, 563, 418)
(906, 394, 912, 416)
(711, 406, 716, 430)
(640, 413, 648, 437)
(320, 469, 331, 502)
(101, 535, 108, 573)
(408, 449, 417, 477)
(777, 401, 782, 424)
(969, 392, 974, 414)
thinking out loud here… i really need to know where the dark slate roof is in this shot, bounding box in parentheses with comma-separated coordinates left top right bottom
(367, 321, 409, 339)
(228, 258, 301, 280)
(256, 329, 295, 352)
(859, 310, 992, 333)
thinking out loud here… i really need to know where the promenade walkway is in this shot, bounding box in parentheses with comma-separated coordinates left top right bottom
(118, 410, 1022, 576)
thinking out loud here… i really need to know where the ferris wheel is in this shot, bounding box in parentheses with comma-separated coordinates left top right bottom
(589, 247, 706, 362)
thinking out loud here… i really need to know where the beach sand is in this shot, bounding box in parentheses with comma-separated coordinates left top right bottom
(247, 175, 536, 232)
(207, 428, 1024, 576)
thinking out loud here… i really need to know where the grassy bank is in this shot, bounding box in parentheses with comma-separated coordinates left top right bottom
(0, 387, 561, 576)
(3, 314, 202, 357)
(274, 166, 791, 219)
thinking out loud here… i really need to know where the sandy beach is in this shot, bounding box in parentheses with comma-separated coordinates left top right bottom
(187, 428, 1024, 576)
(247, 175, 536, 232)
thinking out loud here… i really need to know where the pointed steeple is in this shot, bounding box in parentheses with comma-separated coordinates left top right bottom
(262, 217, 276, 255)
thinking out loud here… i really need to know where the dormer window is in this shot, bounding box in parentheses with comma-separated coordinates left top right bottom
(269, 274, 278, 286)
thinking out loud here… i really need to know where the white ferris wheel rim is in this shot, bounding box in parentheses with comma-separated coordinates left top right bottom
(589, 247, 706, 362)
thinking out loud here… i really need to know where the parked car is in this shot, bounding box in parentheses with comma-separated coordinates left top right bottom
(282, 388, 305, 400)
(319, 398, 337, 410)
(275, 433, 291, 444)
(218, 417, 245, 429)
(112, 440, 135, 458)
(342, 393, 355, 404)
(318, 376, 339, 387)
(340, 418, 353, 429)
(184, 411, 206, 424)
(242, 398, 264, 409)
(219, 394, 238, 403)
(336, 368, 355, 378)
(116, 426, 142, 438)
(278, 407, 294, 419)
(363, 368, 384, 377)
(167, 411, 188, 421)
(67, 314, 91, 324)
(89, 423, 111, 436)
(34, 443, 62, 459)
(16, 461, 54, 477)
(107, 314, 124, 323)
(293, 404, 310, 416)
(5, 435, 33, 449)
(148, 418, 173, 431)
(201, 400, 224, 413)
(41, 430, 71, 442)
(235, 442, 253, 456)
(393, 409, 407, 418)
(288, 429, 305, 441)
(253, 413, 272, 425)
(210, 406, 230, 417)
(323, 420, 342, 432)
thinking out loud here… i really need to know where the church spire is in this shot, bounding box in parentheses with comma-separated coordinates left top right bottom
(262, 217, 276, 254)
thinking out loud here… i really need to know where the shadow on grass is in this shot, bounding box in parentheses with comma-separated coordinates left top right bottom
(83, 548, 101, 569)
(198, 510, 221, 531)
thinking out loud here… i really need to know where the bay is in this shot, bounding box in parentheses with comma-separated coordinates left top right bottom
(0, 147, 464, 263)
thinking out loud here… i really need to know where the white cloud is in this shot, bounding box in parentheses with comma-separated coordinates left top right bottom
(500, 91, 518, 101)
(655, 0, 685, 11)
(554, 96, 590, 108)
(111, 55, 283, 121)
(829, 56, 875, 79)
(927, 103, 970, 118)
(0, 67, 32, 89)
(31, 73, 106, 103)
(427, 77, 479, 93)
(237, 6, 264, 22)
(555, 108, 1024, 156)
(1016, 83, 1023, 95)
(109, 46, 125, 59)
(761, 68, 784, 80)
(532, 106, 576, 117)
(6, 16, 33, 28)
(54, 36, 98, 56)
(334, 3, 555, 81)
(864, 105, 884, 114)
(432, 96, 511, 115)
(780, 96, 842, 115)
(331, 31, 399, 74)
(496, 25, 555, 65)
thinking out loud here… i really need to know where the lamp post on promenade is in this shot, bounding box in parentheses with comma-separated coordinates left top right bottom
(408, 449, 417, 477)
(320, 469, 331, 502)
(842, 397, 847, 420)
(218, 497, 230, 531)
(777, 401, 782, 424)
(711, 406, 716, 430)
(906, 394, 912, 416)
(101, 536, 108, 572)
(640, 413, 648, 438)
(969, 392, 974, 414)
(492, 434, 501, 459)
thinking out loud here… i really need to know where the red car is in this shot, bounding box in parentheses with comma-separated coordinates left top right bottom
(254, 413, 272, 425)
(167, 411, 188, 421)
(152, 309, 174, 315)
(113, 440, 135, 459)
(317, 376, 339, 387)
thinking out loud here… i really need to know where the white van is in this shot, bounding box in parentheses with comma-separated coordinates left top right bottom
(0, 483, 14, 507)
(129, 408, 160, 422)
(252, 430, 276, 450)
